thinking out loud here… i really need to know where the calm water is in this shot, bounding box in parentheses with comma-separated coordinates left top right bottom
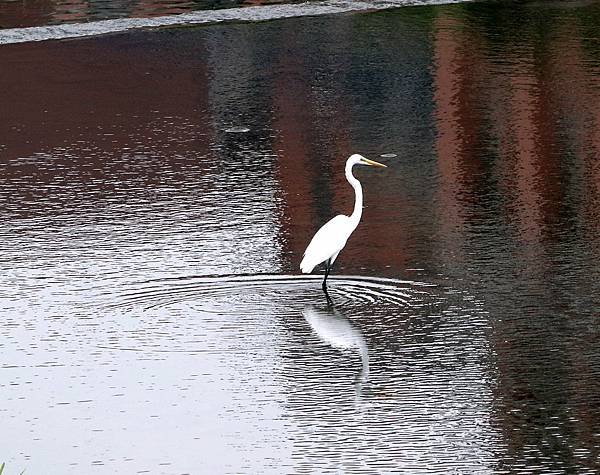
(2, 1, 600, 473)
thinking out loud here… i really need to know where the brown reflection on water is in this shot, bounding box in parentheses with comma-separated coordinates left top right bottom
(502, 50, 563, 249)
(550, 20, 600, 243)
(3, 3, 600, 473)
(0, 37, 214, 218)
(1, 0, 52, 28)
(272, 35, 349, 265)
(548, 18, 600, 469)
(0, 0, 304, 28)
(0, 0, 202, 28)
(430, 6, 600, 472)
(433, 13, 487, 271)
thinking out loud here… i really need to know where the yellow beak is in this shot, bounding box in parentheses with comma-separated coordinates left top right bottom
(363, 158, 387, 168)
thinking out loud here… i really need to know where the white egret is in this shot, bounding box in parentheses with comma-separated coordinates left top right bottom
(300, 154, 387, 290)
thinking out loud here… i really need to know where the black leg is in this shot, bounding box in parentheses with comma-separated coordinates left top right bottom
(322, 259, 334, 306)
(322, 258, 332, 291)
(323, 286, 333, 307)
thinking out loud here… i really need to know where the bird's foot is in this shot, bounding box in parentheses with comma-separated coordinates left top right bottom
(322, 286, 333, 307)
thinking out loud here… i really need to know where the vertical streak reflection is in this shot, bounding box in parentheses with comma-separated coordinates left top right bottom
(433, 12, 485, 270)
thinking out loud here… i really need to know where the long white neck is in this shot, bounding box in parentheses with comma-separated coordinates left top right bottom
(346, 161, 363, 227)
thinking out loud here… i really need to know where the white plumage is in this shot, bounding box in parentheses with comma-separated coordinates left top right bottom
(300, 215, 351, 273)
(300, 154, 387, 289)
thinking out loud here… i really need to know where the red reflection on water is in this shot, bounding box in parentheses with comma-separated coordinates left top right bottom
(0, 0, 54, 28)
(0, 37, 214, 217)
(500, 60, 563, 249)
(272, 33, 353, 270)
(433, 14, 486, 268)
(52, 0, 90, 24)
(549, 22, 600, 243)
(432, 10, 600, 469)
(1, 40, 210, 154)
(548, 21, 600, 464)
(272, 50, 321, 264)
(0, 0, 301, 29)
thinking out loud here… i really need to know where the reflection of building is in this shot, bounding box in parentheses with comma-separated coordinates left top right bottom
(543, 20, 600, 469)
(271, 18, 352, 271)
(0, 0, 205, 28)
(0, 0, 54, 28)
(273, 13, 437, 274)
(433, 13, 485, 271)
(430, 7, 600, 472)
(549, 22, 600, 240)
(0, 34, 213, 219)
(0, 0, 295, 28)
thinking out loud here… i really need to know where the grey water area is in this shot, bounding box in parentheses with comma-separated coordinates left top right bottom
(2, 0, 600, 473)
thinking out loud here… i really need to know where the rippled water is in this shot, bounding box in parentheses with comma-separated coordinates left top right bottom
(2, 1, 600, 473)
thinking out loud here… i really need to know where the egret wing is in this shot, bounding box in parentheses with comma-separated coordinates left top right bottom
(300, 215, 351, 273)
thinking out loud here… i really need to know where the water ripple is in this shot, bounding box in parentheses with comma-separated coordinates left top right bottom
(104, 273, 441, 313)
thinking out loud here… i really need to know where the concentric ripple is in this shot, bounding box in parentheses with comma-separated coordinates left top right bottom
(104, 273, 442, 312)
(90, 273, 486, 360)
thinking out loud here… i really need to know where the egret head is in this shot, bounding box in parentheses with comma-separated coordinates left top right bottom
(348, 154, 387, 168)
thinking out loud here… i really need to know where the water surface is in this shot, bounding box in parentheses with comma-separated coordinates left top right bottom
(0, 0, 300, 28)
(2, 1, 600, 473)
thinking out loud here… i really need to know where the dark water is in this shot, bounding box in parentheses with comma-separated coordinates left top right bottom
(0, 0, 450, 45)
(2, 1, 600, 473)
(0, 0, 296, 28)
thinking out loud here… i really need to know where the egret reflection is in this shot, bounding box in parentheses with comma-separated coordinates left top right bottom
(301, 304, 370, 383)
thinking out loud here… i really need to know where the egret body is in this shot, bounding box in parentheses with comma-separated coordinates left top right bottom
(300, 154, 386, 290)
